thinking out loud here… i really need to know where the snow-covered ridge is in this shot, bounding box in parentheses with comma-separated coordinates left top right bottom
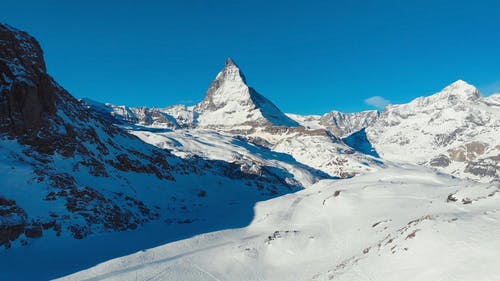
(366, 80, 500, 182)
(287, 110, 379, 137)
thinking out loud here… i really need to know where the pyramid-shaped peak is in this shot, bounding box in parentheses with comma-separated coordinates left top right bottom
(225, 57, 238, 67)
(194, 58, 299, 129)
(214, 57, 246, 83)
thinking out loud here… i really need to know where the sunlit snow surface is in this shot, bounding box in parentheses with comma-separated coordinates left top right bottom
(60, 165, 500, 281)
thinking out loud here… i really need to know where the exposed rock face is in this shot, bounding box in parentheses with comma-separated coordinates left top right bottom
(319, 110, 379, 137)
(0, 24, 126, 157)
(0, 196, 27, 249)
(0, 23, 56, 136)
(286, 110, 379, 138)
(448, 141, 489, 162)
(429, 154, 451, 167)
(465, 157, 499, 178)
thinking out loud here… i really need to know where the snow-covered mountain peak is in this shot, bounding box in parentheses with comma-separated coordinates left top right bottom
(446, 79, 474, 88)
(224, 57, 238, 67)
(438, 79, 482, 100)
(213, 57, 247, 84)
(414, 79, 482, 107)
(367, 80, 499, 182)
(194, 58, 298, 130)
(383, 80, 483, 115)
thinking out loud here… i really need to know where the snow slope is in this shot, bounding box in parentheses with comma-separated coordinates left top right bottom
(129, 128, 331, 187)
(60, 165, 500, 281)
(124, 125, 382, 181)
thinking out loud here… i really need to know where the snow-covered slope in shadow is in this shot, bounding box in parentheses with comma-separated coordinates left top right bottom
(343, 128, 380, 158)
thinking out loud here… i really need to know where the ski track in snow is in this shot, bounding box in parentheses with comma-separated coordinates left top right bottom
(77, 233, 262, 281)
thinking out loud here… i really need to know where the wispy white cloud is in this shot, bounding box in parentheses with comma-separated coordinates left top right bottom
(364, 96, 390, 110)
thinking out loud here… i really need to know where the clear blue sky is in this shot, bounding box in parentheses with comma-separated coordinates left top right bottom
(2, 0, 500, 114)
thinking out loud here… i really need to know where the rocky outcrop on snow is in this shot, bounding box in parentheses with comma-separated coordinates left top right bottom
(319, 110, 379, 137)
(0, 23, 60, 138)
(366, 80, 500, 182)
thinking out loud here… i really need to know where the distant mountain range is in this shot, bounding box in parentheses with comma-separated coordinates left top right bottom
(0, 23, 499, 280)
(85, 57, 499, 183)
